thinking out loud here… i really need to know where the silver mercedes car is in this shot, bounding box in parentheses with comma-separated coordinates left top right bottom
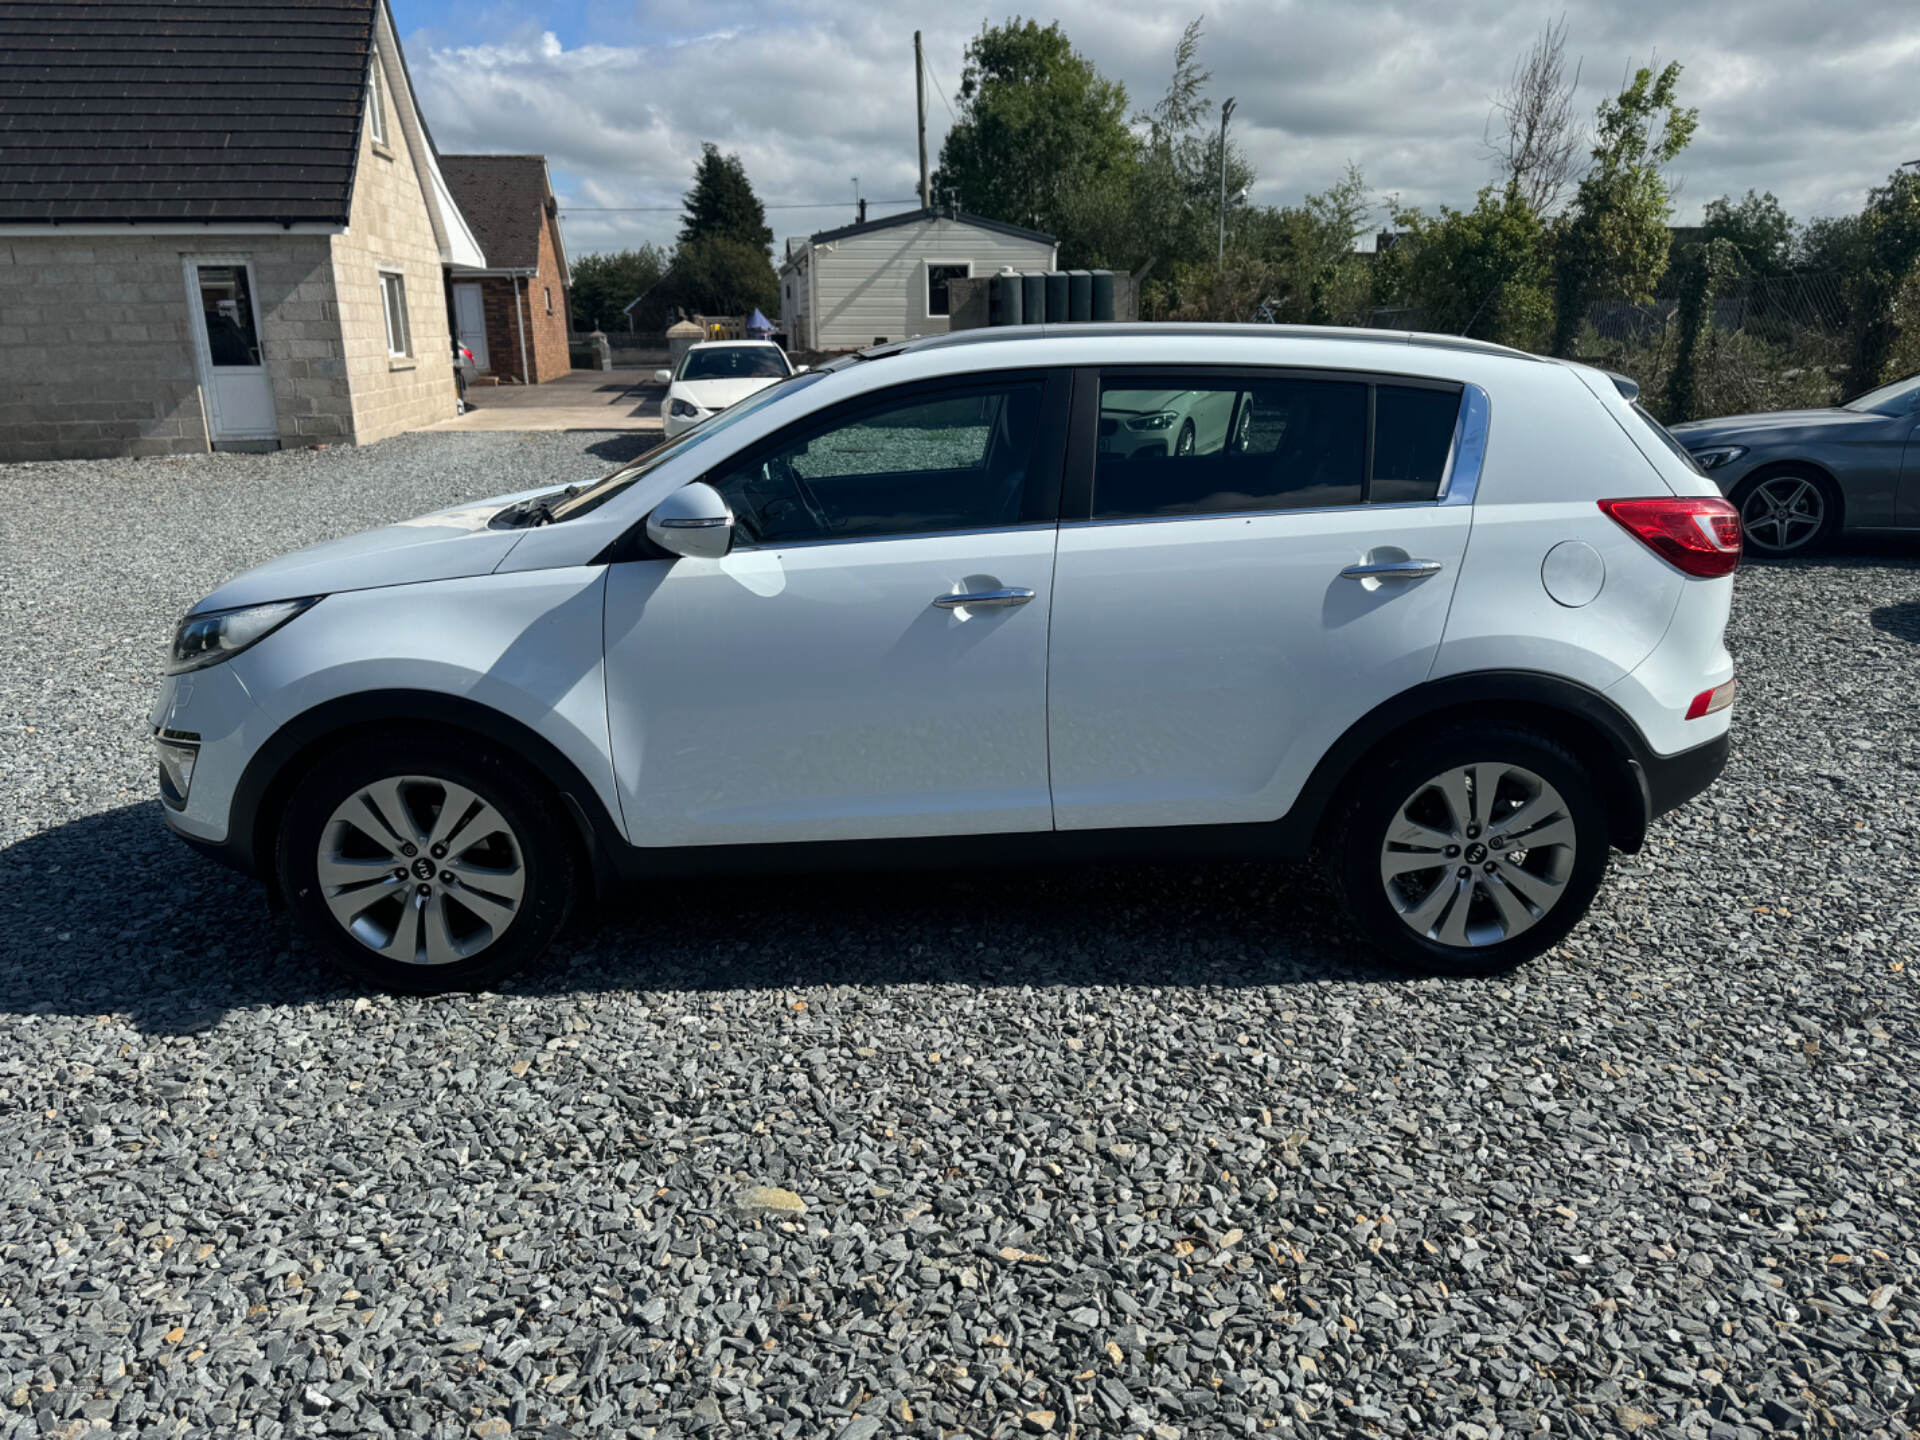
(1668, 373, 1920, 555)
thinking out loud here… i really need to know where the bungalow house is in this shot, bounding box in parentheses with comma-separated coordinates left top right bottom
(438, 155, 572, 384)
(0, 0, 486, 462)
(779, 205, 1057, 352)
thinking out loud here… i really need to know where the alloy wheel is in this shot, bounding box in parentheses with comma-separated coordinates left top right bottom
(1739, 474, 1824, 554)
(316, 774, 526, 967)
(1378, 762, 1577, 948)
(1175, 421, 1196, 456)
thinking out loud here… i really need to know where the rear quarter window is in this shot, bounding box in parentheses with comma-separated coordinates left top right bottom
(1630, 402, 1706, 475)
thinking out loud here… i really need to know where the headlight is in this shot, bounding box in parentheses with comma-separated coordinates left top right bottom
(670, 398, 701, 418)
(1688, 445, 1746, 471)
(1127, 411, 1178, 431)
(168, 597, 318, 674)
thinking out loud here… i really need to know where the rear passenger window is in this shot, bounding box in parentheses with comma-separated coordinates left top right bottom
(1094, 376, 1366, 519)
(1371, 384, 1461, 503)
(1091, 373, 1465, 520)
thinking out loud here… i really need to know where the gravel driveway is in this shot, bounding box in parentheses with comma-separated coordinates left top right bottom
(2, 433, 1917, 1440)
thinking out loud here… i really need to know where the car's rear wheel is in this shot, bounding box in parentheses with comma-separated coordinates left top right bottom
(277, 734, 576, 994)
(1327, 727, 1610, 975)
(1733, 469, 1836, 556)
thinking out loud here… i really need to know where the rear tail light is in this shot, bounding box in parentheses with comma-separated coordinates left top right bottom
(1597, 497, 1742, 577)
(1686, 678, 1736, 720)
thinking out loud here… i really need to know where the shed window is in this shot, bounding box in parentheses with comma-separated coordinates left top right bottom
(380, 270, 411, 357)
(926, 263, 970, 317)
(367, 60, 389, 148)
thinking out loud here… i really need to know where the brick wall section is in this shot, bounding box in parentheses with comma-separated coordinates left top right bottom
(473, 206, 571, 384)
(328, 51, 457, 443)
(0, 234, 351, 462)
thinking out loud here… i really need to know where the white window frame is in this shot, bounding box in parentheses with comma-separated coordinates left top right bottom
(379, 268, 412, 358)
(924, 259, 972, 318)
(367, 58, 389, 149)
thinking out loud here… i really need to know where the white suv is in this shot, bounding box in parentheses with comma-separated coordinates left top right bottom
(152, 326, 1739, 993)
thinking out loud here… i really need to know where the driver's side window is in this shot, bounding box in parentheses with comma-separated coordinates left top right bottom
(711, 381, 1044, 546)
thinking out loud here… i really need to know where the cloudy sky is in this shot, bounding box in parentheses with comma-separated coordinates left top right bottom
(393, 0, 1920, 259)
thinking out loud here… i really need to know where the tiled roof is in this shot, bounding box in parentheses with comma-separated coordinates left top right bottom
(438, 154, 550, 270)
(0, 0, 377, 224)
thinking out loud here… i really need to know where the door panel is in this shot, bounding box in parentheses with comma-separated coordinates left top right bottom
(603, 531, 1056, 846)
(1048, 508, 1470, 829)
(1048, 366, 1473, 831)
(454, 282, 489, 371)
(187, 260, 276, 440)
(603, 370, 1069, 848)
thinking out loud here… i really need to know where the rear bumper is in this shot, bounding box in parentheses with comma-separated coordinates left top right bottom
(1634, 729, 1732, 824)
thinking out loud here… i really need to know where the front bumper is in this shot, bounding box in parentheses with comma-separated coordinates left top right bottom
(148, 660, 275, 851)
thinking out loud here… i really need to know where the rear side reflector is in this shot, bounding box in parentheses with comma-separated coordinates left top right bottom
(1686, 678, 1737, 720)
(1598, 496, 1742, 578)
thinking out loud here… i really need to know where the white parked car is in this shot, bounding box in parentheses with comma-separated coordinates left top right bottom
(654, 339, 800, 437)
(153, 325, 1739, 993)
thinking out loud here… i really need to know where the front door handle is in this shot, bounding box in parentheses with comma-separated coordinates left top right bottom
(1339, 560, 1443, 581)
(933, 587, 1035, 610)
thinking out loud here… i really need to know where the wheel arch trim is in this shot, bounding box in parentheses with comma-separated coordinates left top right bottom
(1292, 669, 1660, 854)
(224, 690, 623, 897)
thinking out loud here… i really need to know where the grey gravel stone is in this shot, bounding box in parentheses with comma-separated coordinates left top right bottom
(2, 435, 1918, 1439)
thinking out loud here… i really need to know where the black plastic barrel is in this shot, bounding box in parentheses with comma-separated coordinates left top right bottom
(1089, 270, 1115, 322)
(989, 272, 1022, 326)
(1045, 271, 1069, 324)
(1067, 270, 1092, 322)
(1021, 272, 1046, 325)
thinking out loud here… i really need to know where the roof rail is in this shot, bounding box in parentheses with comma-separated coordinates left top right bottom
(879, 322, 1541, 361)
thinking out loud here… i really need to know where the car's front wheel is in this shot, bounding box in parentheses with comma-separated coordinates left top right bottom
(1327, 727, 1611, 975)
(277, 734, 577, 993)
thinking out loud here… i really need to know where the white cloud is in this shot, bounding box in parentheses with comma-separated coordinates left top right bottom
(402, 0, 1920, 258)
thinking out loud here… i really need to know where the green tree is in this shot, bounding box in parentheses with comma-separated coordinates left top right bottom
(932, 18, 1138, 265)
(1386, 186, 1553, 348)
(1549, 61, 1698, 355)
(1131, 20, 1255, 282)
(1698, 190, 1794, 276)
(567, 245, 669, 332)
(661, 235, 778, 320)
(1212, 165, 1373, 325)
(1662, 237, 1741, 421)
(1847, 169, 1920, 385)
(679, 143, 773, 254)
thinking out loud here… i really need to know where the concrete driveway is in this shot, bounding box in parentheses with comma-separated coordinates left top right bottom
(429, 368, 663, 432)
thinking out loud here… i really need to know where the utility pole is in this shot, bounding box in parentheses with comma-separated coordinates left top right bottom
(1218, 96, 1237, 266)
(915, 31, 931, 209)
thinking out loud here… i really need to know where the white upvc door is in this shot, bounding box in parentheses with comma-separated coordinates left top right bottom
(183, 257, 276, 442)
(603, 530, 1056, 847)
(452, 281, 489, 371)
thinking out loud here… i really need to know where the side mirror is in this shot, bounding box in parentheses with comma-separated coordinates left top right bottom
(791, 364, 809, 374)
(653, 369, 672, 386)
(646, 481, 734, 559)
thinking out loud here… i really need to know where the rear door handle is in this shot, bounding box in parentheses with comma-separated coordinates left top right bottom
(933, 587, 1034, 610)
(1339, 560, 1443, 581)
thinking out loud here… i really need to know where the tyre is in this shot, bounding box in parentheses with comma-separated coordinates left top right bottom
(276, 733, 577, 994)
(1732, 469, 1837, 556)
(1175, 419, 1196, 456)
(1326, 727, 1611, 975)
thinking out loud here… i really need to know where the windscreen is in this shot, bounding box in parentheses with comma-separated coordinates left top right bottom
(680, 347, 789, 381)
